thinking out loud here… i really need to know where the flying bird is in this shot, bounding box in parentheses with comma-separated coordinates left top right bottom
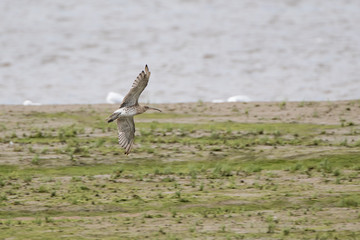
(107, 65, 161, 154)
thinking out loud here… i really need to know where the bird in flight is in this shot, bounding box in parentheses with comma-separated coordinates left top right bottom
(107, 65, 161, 155)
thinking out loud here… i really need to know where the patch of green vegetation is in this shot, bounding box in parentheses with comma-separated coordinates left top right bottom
(0, 152, 358, 179)
(339, 196, 359, 207)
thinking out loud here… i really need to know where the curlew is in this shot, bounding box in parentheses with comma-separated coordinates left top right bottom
(107, 65, 161, 155)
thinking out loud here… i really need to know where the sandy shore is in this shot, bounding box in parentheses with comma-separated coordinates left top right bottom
(0, 100, 359, 239)
(0, 100, 360, 124)
(1, 100, 360, 165)
(2, 99, 360, 124)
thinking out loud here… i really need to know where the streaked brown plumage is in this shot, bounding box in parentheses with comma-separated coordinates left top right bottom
(107, 65, 161, 154)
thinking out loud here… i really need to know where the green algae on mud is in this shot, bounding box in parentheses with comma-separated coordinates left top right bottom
(0, 151, 359, 177)
(0, 102, 359, 239)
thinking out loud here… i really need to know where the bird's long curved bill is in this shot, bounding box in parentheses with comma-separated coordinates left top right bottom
(149, 107, 162, 112)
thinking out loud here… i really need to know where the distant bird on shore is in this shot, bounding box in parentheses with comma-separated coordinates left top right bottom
(227, 95, 251, 102)
(23, 100, 41, 106)
(107, 65, 161, 155)
(211, 95, 251, 103)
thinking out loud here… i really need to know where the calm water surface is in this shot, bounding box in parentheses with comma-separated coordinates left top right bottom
(0, 0, 359, 104)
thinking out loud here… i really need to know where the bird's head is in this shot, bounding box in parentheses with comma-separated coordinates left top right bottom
(144, 106, 162, 112)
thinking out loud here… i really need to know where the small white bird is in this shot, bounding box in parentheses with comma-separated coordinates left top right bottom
(212, 99, 225, 103)
(227, 95, 251, 102)
(23, 100, 41, 106)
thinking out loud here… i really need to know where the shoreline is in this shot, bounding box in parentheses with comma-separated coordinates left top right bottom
(2, 98, 359, 106)
(1, 99, 359, 125)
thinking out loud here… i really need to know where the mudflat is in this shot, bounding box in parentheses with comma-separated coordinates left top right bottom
(0, 101, 359, 239)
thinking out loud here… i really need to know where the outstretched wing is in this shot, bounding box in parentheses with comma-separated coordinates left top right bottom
(120, 65, 150, 108)
(116, 117, 135, 154)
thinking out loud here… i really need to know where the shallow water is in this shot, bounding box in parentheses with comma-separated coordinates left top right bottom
(0, 0, 359, 104)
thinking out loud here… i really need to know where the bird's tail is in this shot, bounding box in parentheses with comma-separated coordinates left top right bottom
(107, 113, 119, 123)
